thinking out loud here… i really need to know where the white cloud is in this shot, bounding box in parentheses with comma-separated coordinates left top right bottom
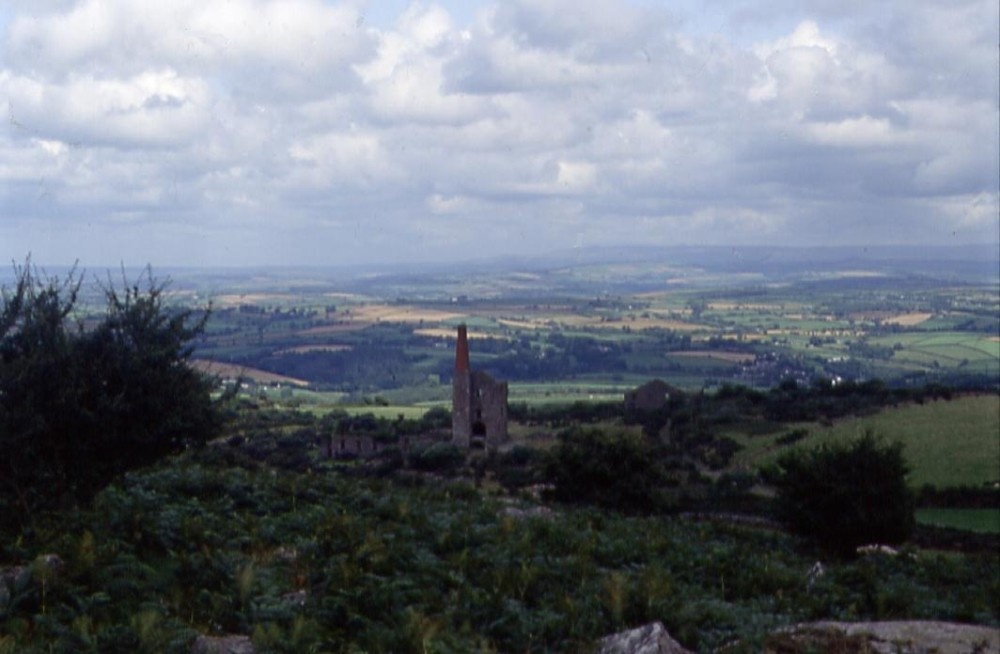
(0, 0, 996, 266)
(802, 115, 900, 148)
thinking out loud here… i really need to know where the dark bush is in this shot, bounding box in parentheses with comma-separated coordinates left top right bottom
(776, 428, 809, 446)
(409, 442, 465, 473)
(768, 431, 915, 556)
(0, 263, 225, 532)
(545, 427, 668, 514)
(418, 406, 451, 430)
(495, 445, 546, 489)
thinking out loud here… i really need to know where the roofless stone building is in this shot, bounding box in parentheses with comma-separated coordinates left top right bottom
(451, 324, 508, 450)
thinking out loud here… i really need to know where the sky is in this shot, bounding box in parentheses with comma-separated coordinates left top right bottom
(0, 0, 997, 267)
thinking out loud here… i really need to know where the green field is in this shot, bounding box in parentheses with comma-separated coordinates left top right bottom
(339, 405, 431, 419)
(738, 395, 1000, 489)
(508, 381, 631, 404)
(916, 508, 1000, 534)
(870, 332, 999, 371)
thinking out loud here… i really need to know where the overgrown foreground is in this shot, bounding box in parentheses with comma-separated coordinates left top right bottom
(1, 459, 997, 653)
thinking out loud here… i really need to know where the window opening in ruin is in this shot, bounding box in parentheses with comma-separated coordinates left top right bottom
(470, 420, 487, 450)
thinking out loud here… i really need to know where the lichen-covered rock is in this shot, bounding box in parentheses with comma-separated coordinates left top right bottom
(191, 634, 255, 654)
(500, 505, 555, 521)
(764, 621, 1000, 654)
(598, 622, 693, 654)
(0, 553, 64, 595)
(279, 589, 308, 607)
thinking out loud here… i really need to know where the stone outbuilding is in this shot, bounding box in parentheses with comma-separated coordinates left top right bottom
(624, 379, 682, 412)
(452, 324, 508, 450)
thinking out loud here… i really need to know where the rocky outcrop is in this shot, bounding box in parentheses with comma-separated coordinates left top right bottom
(191, 634, 255, 654)
(764, 621, 1000, 654)
(0, 553, 65, 607)
(598, 622, 693, 654)
(500, 505, 556, 521)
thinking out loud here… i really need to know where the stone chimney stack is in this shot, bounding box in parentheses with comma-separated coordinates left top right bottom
(452, 324, 472, 448)
(455, 324, 470, 373)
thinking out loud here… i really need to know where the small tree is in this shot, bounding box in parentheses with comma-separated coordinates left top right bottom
(768, 431, 915, 556)
(545, 427, 668, 514)
(0, 263, 223, 532)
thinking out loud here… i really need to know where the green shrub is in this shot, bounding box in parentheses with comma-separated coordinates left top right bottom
(0, 263, 225, 532)
(768, 431, 915, 556)
(495, 446, 546, 489)
(418, 406, 451, 431)
(410, 442, 465, 473)
(545, 427, 669, 514)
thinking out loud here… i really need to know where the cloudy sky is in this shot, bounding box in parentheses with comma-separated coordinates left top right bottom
(1, 0, 997, 267)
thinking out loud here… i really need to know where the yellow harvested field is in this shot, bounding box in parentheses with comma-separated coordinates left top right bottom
(191, 359, 309, 386)
(605, 318, 705, 332)
(883, 312, 934, 326)
(350, 305, 464, 324)
(669, 350, 756, 363)
(497, 318, 541, 330)
(296, 304, 463, 336)
(501, 314, 706, 332)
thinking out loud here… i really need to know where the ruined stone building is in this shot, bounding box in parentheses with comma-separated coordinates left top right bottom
(452, 324, 508, 450)
(624, 379, 682, 412)
(327, 435, 380, 460)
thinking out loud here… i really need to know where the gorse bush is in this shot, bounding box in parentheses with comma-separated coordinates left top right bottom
(0, 262, 224, 532)
(768, 431, 916, 556)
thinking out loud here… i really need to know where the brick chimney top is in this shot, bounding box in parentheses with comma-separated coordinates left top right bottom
(455, 324, 470, 373)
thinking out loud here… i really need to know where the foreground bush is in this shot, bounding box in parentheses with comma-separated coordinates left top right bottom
(0, 263, 223, 532)
(768, 432, 915, 556)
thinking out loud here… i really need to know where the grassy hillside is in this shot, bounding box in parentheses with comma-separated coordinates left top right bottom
(916, 508, 1000, 534)
(734, 395, 1000, 489)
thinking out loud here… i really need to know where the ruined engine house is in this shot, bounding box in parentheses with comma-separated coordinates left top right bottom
(451, 324, 508, 450)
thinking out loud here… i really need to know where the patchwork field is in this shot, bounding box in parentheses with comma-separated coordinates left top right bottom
(348, 304, 465, 324)
(414, 327, 502, 340)
(883, 312, 934, 326)
(191, 360, 309, 386)
(212, 292, 303, 308)
(180, 261, 996, 419)
(669, 350, 756, 363)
